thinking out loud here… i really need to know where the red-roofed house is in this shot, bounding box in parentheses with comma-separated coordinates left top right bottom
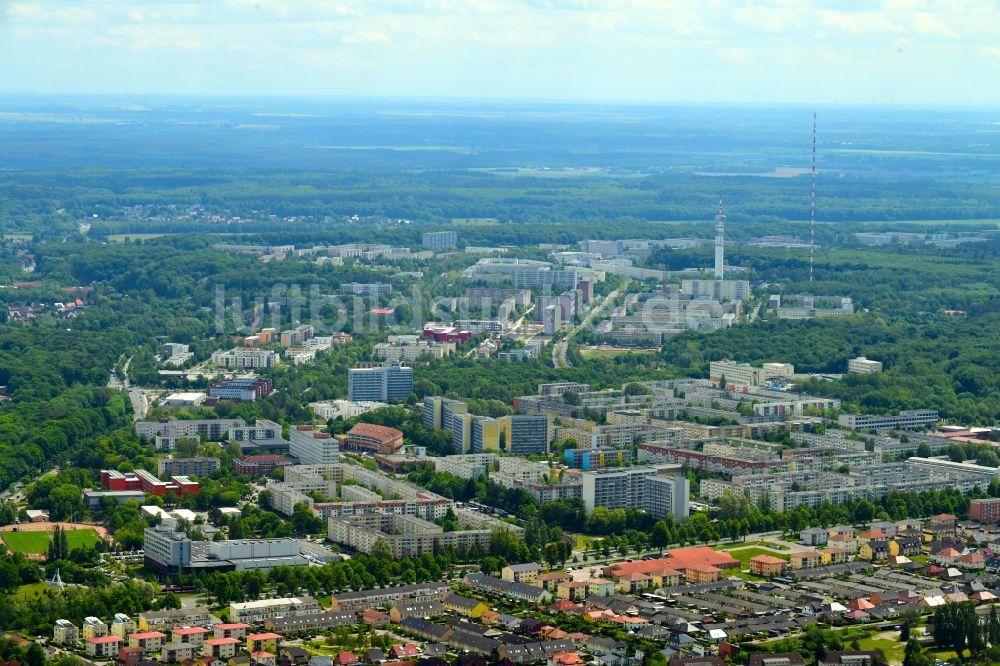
(334, 652, 360, 666)
(391, 645, 419, 659)
(957, 552, 985, 569)
(172, 627, 209, 647)
(253, 651, 277, 666)
(548, 599, 583, 614)
(129, 632, 166, 654)
(247, 633, 281, 654)
(203, 638, 240, 660)
(789, 551, 823, 570)
(213, 624, 250, 640)
(549, 652, 585, 666)
(685, 565, 723, 583)
(86, 635, 125, 658)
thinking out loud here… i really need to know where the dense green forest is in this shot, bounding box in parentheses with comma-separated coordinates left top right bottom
(4, 168, 1000, 239)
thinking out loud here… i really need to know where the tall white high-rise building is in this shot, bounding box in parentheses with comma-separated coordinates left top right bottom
(714, 199, 726, 279)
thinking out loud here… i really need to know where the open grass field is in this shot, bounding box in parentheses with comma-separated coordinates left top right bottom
(579, 346, 657, 359)
(715, 540, 787, 551)
(450, 217, 499, 225)
(14, 582, 50, 601)
(722, 546, 790, 565)
(2, 528, 102, 554)
(106, 233, 167, 242)
(857, 634, 905, 664)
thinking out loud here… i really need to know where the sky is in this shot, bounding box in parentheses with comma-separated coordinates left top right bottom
(1, 0, 999, 105)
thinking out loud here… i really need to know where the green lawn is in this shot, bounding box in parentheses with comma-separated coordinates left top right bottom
(722, 546, 790, 565)
(579, 347, 656, 359)
(857, 635, 905, 664)
(14, 582, 49, 601)
(2, 529, 102, 554)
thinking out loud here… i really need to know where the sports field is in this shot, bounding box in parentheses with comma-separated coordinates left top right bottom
(1, 528, 102, 554)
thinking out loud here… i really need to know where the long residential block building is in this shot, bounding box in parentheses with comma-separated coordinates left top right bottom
(210, 348, 280, 369)
(580, 464, 689, 521)
(348, 362, 413, 402)
(838, 410, 939, 431)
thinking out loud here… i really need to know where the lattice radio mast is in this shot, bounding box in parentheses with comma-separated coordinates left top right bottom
(810, 112, 816, 282)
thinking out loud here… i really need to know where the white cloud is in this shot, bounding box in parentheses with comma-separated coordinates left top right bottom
(732, 3, 804, 32)
(912, 12, 957, 38)
(6, 2, 94, 23)
(106, 26, 203, 51)
(819, 10, 906, 34)
(341, 30, 392, 45)
(979, 45, 1000, 62)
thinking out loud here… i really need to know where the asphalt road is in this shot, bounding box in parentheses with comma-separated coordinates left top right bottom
(552, 288, 622, 369)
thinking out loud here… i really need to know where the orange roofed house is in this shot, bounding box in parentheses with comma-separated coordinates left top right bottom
(604, 547, 737, 588)
(748, 555, 787, 577)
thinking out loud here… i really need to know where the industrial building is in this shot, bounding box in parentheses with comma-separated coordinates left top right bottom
(143, 519, 322, 574)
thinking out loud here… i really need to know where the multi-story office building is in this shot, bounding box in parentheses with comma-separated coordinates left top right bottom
(208, 377, 273, 402)
(310, 399, 387, 421)
(422, 231, 458, 251)
(136, 419, 243, 443)
(161, 343, 193, 366)
(470, 417, 500, 454)
(838, 410, 939, 431)
(348, 362, 413, 402)
(709, 360, 761, 390)
(210, 348, 280, 369)
(422, 396, 468, 430)
(289, 425, 340, 465)
(143, 523, 192, 572)
(681, 279, 751, 302)
(234, 455, 291, 477)
(454, 319, 504, 332)
(340, 283, 391, 296)
(157, 457, 221, 478)
(580, 464, 689, 521)
(145, 519, 313, 573)
(848, 357, 883, 374)
(451, 414, 498, 453)
(498, 415, 549, 456)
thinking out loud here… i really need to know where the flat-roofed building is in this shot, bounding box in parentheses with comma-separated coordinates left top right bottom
(848, 357, 883, 374)
(230, 597, 321, 625)
(289, 425, 340, 465)
(838, 410, 939, 431)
